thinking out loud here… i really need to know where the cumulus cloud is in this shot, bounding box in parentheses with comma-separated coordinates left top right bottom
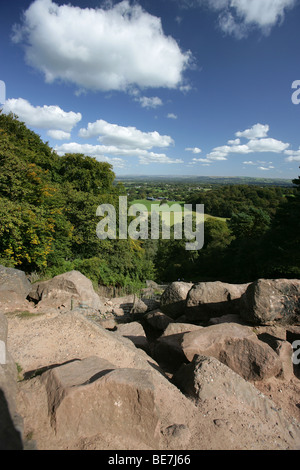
(79, 119, 174, 150)
(12, 0, 191, 92)
(2, 97, 82, 132)
(55, 141, 182, 166)
(247, 137, 289, 153)
(284, 146, 300, 162)
(182, 0, 297, 38)
(136, 96, 163, 109)
(47, 129, 71, 140)
(236, 123, 269, 139)
(167, 113, 178, 119)
(138, 153, 184, 165)
(205, 123, 290, 162)
(188, 157, 212, 165)
(185, 147, 202, 154)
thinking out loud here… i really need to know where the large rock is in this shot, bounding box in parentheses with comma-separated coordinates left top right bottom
(161, 322, 203, 337)
(182, 323, 282, 381)
(185, 281, 249, 322)
(114, 321, 149, 354)
(173, 355, 300, 447)
(145, 309, 173, 331)
(39, 356, 197, 449)
(153, 333, 187, 372)
(0, 265, 31, 299)
(0, 265, 32, 312)
(0, 313, 23, 449)
(28, 270, 104, 311)
(240, 279, 300, 325)
(160, 282, 193, 319)
(7, 310, 163, 377)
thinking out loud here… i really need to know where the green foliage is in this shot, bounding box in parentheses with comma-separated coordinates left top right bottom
(0, 112, 154, 289)
(188, 184, 293, 218)
(228, 206, 271, 240)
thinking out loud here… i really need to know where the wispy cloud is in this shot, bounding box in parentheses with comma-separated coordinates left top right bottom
(167, 113, 178, 119)
(177, 0, 297, 38)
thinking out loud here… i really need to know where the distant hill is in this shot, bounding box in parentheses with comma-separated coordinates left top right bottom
(115, 175, 293, 187)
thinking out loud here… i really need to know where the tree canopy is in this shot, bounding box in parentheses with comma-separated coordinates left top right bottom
(0, 111, 154, 289)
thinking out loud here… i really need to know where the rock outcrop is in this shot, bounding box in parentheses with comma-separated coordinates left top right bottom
(37, 356, 197, 449)
(181, 323, 282, 381)
(240, 279, 300, 324)
(185, 281, 249, 322)
(160, 282, 193, 319)
(0, 313, 23, 449)
(0, 265, 32, 312)
(28, 270, 104, 312)
(1, 269, 300, 450)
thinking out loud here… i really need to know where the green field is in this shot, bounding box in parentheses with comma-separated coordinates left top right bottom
(129, 199, 227, 225)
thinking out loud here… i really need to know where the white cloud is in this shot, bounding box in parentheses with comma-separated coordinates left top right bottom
(257, 166, 270, 171)
(47, 129, 71, 140)
(247, 137, 289, 153)
(236, 123, 269, 139)
(228, 138, 241, 145)
(136, 96, 163, 109)
(206, 143, 252, 160)
(285, 148, 300, 162)
(167, 113, 178, 119)
(185, 147, 202, 154)
(2, 97, 81, 132)
(205, 123, 290, 162)
(54, 142, 127, 169)
(55, 142, 182, 166)
(189, 157, 212, 165)
(79, 119, 174, 150)
(138, 153, 184, 165)
(13, 0, 191, 92)
(196, 0, 297, 37)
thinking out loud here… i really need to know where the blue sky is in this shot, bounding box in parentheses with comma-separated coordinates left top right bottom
(1, 0, 300, 179)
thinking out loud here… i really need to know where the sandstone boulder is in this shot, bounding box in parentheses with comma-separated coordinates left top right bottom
(0, 265, 32, 312)
(185, 281, 249, 322)
(115, 321, 149, 353)
(39, 356, 197, 448)
(173, 355, 300, 447)
(161, 322, 203, 337)
(145, 310, 173, 331)
(28, 270, 104, 311)
(208, 313, 245, 325)
(240, 279, 300, 325)
(8, 311, 163, 377)
(152, 333, 187, 372)
(182, 323, 282, 381)
(0, 265, 31, 299)
(0, 313, 23, 449)
(160, 282, 193, 319)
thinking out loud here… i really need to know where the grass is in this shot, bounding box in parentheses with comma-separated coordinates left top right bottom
(129, 199, 227, 225)
(16, 362, 23, 382)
